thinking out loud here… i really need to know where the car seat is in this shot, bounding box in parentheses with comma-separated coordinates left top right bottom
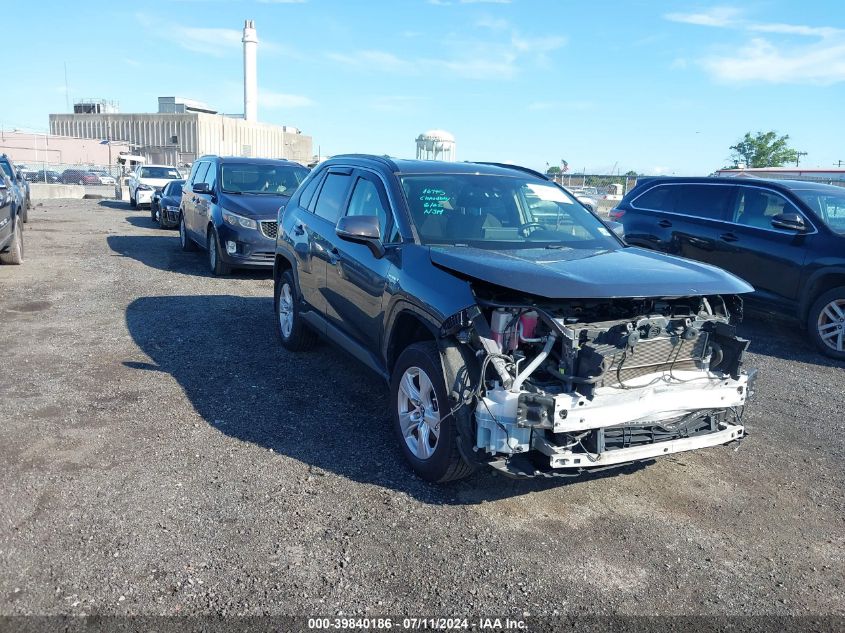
(740, 191, 772, 229)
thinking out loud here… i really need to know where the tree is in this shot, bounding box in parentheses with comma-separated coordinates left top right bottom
(546, 165, 561, 175)
(624, 170, 638, 177)
(729, 131, 800, 168)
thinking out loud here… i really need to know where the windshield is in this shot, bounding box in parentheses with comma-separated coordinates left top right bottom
(400, 174, 620, 250)
(221, 163, 309, 195)
(165, 181, 184, 196)
(795, 189, 845, 235)
(140, 167, 181, 179)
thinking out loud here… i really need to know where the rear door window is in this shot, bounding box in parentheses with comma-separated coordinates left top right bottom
(674, 185, 733, 220)
(313, 173, 352, 223)
(632, 185, 678, 212)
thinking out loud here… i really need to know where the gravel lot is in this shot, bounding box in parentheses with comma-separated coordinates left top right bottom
(1, 200, 843, 621)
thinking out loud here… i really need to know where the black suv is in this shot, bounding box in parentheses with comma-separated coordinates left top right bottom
(0, 165, 23, 264)
(612, 177, 845, 359)
(273, 156, 755, 482)
(178, 156, 309, 275)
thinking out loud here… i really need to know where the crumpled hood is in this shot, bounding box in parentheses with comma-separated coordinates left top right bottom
(218, 193, 291, 220)
(428, 245, 753, 299)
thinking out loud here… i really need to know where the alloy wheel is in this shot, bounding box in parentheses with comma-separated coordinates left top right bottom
(817, 298, 845, 353)
(278, 282, 294, 339)
(397, 366, 441, 460)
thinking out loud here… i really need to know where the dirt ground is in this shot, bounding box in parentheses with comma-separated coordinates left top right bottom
(0, 200, 843, 622)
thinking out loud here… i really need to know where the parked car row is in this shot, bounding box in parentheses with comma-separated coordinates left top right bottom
(133, 154, 759, 482)
(610, 177, 845, 359)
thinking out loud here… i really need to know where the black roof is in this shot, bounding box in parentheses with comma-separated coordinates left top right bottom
(325, 154, 548, 179)
(631, 176, 845, 195)
(196, 156, 305, 167)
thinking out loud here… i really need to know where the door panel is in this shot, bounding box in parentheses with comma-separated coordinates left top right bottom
(323, 173, 394, 353)
(707, 187, 809, 304)
(0, 181, 12, 243)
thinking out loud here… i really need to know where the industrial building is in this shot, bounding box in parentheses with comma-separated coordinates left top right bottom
(48, 20, 312, 167)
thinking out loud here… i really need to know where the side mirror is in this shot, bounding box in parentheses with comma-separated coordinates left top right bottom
(771, 212, 807, 232)
(336, 215, 385, 258)
(192, 182, 211, 195)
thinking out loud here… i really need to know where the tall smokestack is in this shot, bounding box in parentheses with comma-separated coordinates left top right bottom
(242, 19, 258, 122)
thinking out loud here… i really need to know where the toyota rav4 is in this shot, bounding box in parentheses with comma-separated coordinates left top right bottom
(273, 156, 756, 482)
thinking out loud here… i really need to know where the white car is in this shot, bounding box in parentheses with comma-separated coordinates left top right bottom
(128, 165, 183, 208)
(563, 187, 598, 212)
(90, 169, 116, 186)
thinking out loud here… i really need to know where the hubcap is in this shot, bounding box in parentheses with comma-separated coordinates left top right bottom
(818, 298, 845, 352)
(278, 283, 294, 338)
(397, 366, 441, 460)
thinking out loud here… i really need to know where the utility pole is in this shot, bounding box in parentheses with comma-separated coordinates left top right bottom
(836, 160, 844, 168)
(795, 151, 808, 167)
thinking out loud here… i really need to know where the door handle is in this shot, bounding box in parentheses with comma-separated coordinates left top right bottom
(720, 232, 738, 243)
(657, 219, 672, 228)
(328, 247, 339, 265)
(293, 223, 305, 236)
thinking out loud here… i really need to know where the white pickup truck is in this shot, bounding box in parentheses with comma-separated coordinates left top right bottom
(128, 165, 183, 209)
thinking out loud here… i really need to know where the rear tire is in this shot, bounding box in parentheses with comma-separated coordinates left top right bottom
(808, 286, 845, 360)
(179, 214, 196, 251)
(0, 215, 24, 265)
(274, 269, 317, 351)
(391, 342, 474, 483)
(150, 203, 157, 223)
(207, 228, 231, 276)
(130, 192, 137, 209)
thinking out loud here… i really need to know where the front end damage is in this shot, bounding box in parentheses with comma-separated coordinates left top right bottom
(440, 291, 755, 478)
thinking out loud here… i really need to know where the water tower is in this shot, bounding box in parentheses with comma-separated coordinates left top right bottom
(415, 129, 456, 162)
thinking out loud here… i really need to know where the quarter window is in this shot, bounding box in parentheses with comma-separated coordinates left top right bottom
(202, 163, 217, 189)
(313, 173, 352, 223)
(674, 185, 733, 220)
(298, 172, 324, 211)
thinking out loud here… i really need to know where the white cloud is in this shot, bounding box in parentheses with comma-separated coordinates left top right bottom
(171, 26, 243, 57)
(257, 0, 308, 3)
(260, 91, 313, 108)
(476, 16, 510, 31)
(325, 50, 410, 73)
(664, 7, 742, 27)
(701, 37, 845, 84)
(747, 23, 843, 38)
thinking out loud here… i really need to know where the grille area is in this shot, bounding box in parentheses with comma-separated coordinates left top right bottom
(600, 413, 718, 451)
(260, 221, 278, 239)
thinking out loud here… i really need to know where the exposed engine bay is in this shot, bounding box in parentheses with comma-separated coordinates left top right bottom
(442, 290, 755, 477)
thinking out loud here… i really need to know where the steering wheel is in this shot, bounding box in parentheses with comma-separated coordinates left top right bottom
(519, 222, 545, 237)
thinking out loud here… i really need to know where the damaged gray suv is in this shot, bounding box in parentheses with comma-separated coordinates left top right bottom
(273, 156, 756, 482)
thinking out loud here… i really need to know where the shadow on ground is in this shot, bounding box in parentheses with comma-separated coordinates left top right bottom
(125, 294, 645, 504)
(107, 235, 272, 279)
(739, 311, 843, 368)
(97, 199, 132, 211)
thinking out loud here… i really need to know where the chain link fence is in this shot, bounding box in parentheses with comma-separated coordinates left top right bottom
(18, 161, 123, 198)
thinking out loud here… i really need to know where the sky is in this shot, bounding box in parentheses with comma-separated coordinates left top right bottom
(2, 0, 844, 175)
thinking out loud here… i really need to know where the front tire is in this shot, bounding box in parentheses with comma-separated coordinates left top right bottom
(274, 269, 317, 351)
(207, 228, 231, 276)
(0, 215, 24, 265)
(808, 286, 845, 360)
(391, 342, 473, 482)
(179, 214, 196, 251)
(129, 191, 137, 209)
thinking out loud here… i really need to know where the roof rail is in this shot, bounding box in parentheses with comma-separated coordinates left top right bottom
(329, 154, 399, 171)
(466, 161, 549, 181)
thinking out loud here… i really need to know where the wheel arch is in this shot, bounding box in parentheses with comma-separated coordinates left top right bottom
(800, 268, 845, 321)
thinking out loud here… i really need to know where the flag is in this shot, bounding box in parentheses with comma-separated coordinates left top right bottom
(561, 160, 569, 173)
